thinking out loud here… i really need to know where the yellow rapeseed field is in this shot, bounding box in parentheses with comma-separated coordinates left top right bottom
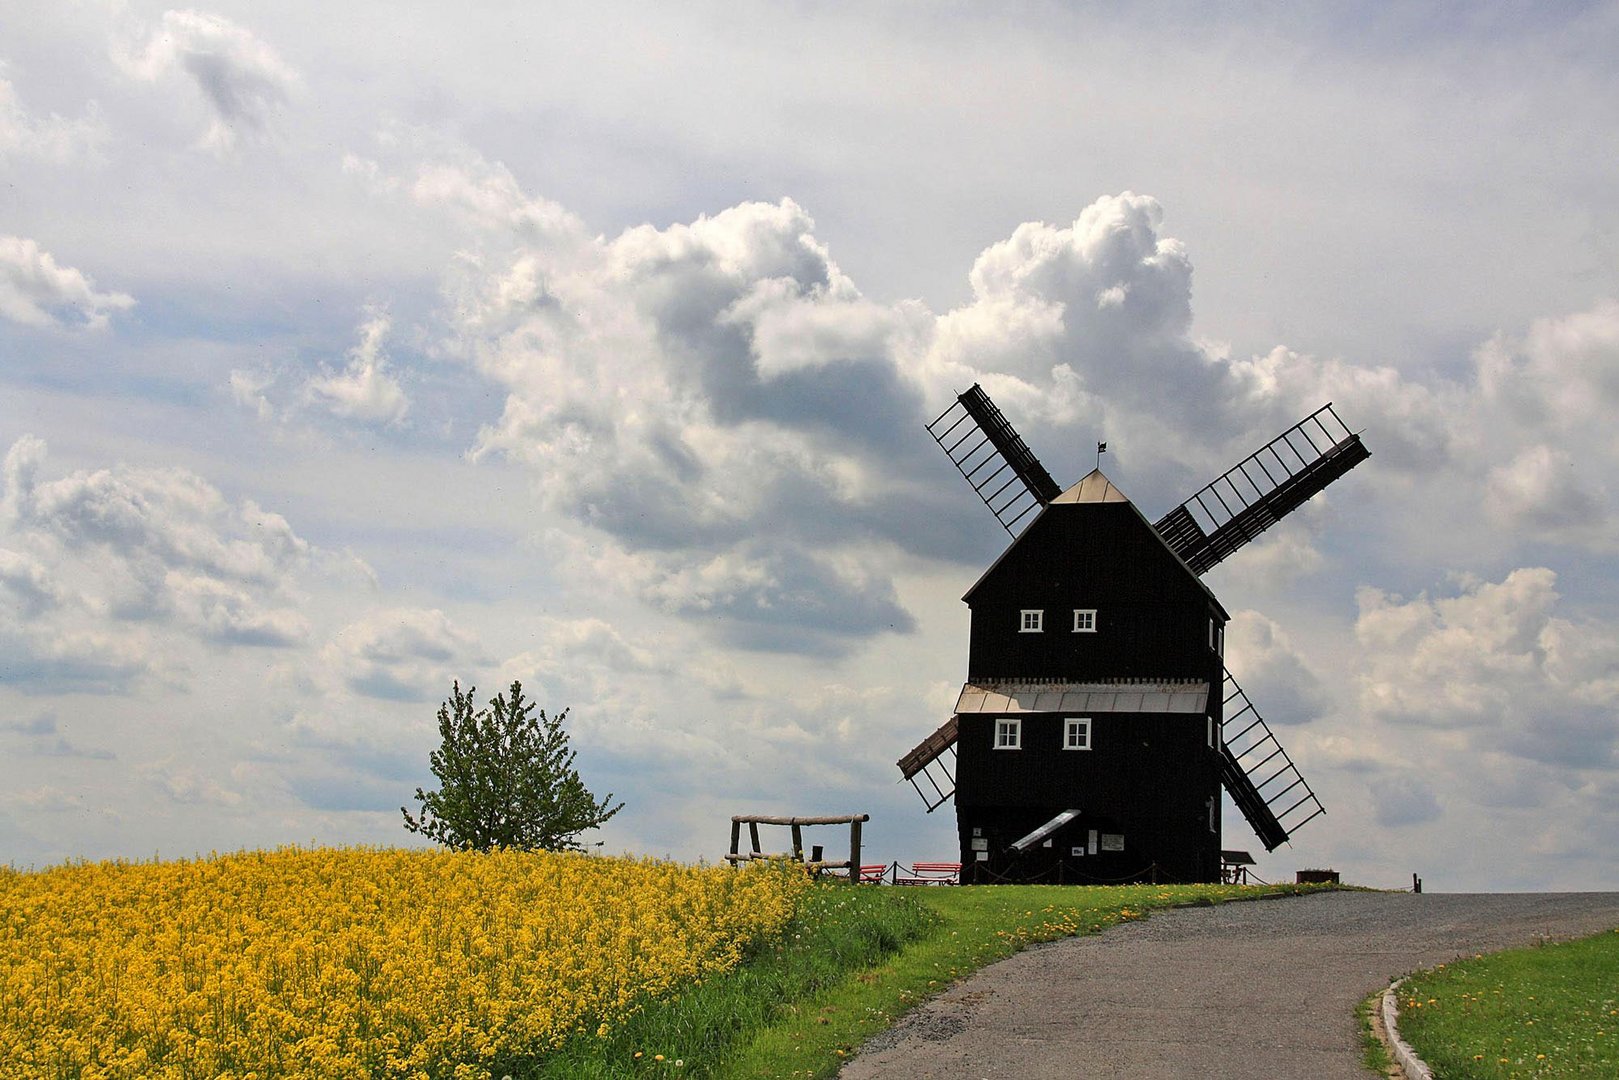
(0, 846, 808, 1079)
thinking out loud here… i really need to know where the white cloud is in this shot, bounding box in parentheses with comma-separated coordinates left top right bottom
(1224, 610, 1327, 726)
(407, 174, 937, 653)
(304, 308, 410, 425)
(1355, 568, 1619, 767)
(321, 607, 483, 703)
(119, 9, 299, 153)
(1485, 444, 1603, 535)
(0, 437, 314, 689)
(0, 235, 134, 329)
(0, 73, 106, 163)
(229, 367, 276, 421)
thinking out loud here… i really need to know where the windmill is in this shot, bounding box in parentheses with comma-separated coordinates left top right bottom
(899, 385, 1369, 883)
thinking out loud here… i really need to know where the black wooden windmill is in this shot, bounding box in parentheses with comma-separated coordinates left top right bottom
(898, 385, 1369, 883)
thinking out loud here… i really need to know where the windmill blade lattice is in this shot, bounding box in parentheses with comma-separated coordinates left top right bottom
(1155, 404, 1370, 575)
(896, 716, 958, 813)
(928, 384, 1063, 536)
(1219, 666, 1325, 851)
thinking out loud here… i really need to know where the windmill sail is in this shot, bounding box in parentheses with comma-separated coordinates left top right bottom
(1155, 404, 1369, 575)
(896, 716, 958, 812)
(1219, 666, 1324, 851)
(927, 384, 1063, 536)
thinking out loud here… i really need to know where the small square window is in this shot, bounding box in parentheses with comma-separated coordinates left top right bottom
(1064, 717, 1092, 750)
(1073, 609, 1096, 633)
(994, 718, 1022, 749)
(1020, 609, 1044, 633)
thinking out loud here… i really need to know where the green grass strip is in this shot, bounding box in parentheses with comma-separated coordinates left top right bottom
(511, 879, 1323, 1079)
(1359, 991, 1394, 1075)
(1394, 927, 1619, 1078)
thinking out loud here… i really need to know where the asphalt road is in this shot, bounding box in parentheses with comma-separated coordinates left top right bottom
(839, 890, 1619, 1079)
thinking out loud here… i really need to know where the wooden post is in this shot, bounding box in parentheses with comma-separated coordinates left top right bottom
(748, 821, 761, 857)
(849, 817, 862, 881)
(790, 823, 804, 861)
(729, 819, 740, 869)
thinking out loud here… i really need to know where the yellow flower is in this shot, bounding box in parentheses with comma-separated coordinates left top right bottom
(0, 847, 807, 1080)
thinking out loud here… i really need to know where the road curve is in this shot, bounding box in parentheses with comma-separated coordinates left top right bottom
(839, 890, 1619, 1079)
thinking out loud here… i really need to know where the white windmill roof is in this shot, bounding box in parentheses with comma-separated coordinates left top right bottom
(954, 679, 1210, 715)
(1048, 468, 1129, 504)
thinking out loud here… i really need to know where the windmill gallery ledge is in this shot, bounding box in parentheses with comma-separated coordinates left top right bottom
(896, 385, 1370, 885)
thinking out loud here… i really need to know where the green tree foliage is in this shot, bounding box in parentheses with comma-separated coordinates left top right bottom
(402, 680, 624, 852)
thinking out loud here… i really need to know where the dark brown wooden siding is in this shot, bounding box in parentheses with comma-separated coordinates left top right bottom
(952, 497, 1229, 883)
(953, 712, 1222, 883)
(965, 502, 1225, 684)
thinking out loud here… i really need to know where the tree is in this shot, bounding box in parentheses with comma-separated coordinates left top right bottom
(402, 679, 623, 852)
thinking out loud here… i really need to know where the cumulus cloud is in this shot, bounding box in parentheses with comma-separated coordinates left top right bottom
(410, 166, 944, 653)
(232, 308, 411, 428)
(0, 73, 106, 163)
(1224, 610, 1327, 726)
(929, 193, 1198, 398)
(0, 436, 313, 690)
(1356, 568, 1619, 767)
(120, 9, 298, 152)
(303, 309, 410, 425)
(0, 235, 134, 329)
(229, 367, 276, 421)
(346, 159, 1403, 653)
(322, 607, 483, 702)
(346, 150, 1619, 697)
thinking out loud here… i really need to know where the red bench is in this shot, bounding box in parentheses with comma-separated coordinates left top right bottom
(857, 864, 890, 883)
(894, 861, 962, 886)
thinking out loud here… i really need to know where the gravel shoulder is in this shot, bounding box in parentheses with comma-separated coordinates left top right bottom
(838, 890, 1619, 1080)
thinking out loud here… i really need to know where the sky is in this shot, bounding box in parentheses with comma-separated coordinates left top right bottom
(4, 1, 1619, 891)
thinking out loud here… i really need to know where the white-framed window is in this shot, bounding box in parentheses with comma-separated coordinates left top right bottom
(1207, 715, 1218, 749)
(1020, 609, 1044, 633)
(1209, 617, 1224, 655)
(994, 717, 1022, 749)
(1207, 796, 1219, 833)
(1072, 608, 1097, 633)
(1064, 717, 1092, 750)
